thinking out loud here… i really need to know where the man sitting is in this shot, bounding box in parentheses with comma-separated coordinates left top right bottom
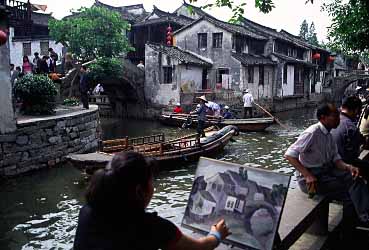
(173, 103, 183, 114)
(284, 103, 361, 246)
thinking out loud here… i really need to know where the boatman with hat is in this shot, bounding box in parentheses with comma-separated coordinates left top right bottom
(190, 95, 208, 138)
(243, 89, 254, 118)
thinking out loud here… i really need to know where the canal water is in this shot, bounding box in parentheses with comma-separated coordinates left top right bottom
(0, 109, 317, 250)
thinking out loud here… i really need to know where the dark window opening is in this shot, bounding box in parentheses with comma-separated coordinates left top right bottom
(248, 67, 254, 83)
(283, 65, 287, 84)
(216, 68, 229, 83)
(259, 66, 264, 85)
(198, 33, 207, 49)
(212, 33, 223, 48)
(163, 66, 173, 84)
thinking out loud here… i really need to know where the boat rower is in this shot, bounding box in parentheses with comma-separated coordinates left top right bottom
(190, 96, 208, 137)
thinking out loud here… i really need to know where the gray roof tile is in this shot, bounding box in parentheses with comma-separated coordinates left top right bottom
(147, 43, 212, 66)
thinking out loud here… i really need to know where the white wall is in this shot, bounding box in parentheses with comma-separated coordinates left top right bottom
(282, 65, 294, 96)
(242, 65, 274, 99)
(8, 27, 63, 67)
(178, 65, 203, 93)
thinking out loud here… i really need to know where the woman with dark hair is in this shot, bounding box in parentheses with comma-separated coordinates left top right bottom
(74, 151, 230, 250)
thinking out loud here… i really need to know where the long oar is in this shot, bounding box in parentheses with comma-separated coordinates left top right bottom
(253, 102, 291, 130)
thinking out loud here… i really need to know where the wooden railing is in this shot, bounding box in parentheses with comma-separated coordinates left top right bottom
(101, 134, 165, 153)
(4, 0, 31, 21)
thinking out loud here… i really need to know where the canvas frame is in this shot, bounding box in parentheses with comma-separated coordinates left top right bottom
(182, 157, 291, 250)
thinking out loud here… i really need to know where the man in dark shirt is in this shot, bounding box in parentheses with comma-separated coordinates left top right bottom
(332, 96, 367, 178)
(79, 66, 89, 109)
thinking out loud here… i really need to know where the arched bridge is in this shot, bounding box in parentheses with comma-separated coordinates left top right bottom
(61, 59, 146, 118)
(328, 70, 369, 104)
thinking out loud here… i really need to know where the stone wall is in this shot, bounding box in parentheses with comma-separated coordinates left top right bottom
(0, 108, 99, 177)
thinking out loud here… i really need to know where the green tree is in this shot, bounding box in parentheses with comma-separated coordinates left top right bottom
(299, 19, 309, 41)
(307, 22, 319, 46)
(49, 7, 134, 61)
(324, 0, 369, 54)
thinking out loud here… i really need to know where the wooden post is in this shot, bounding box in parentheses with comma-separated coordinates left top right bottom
(125, 136, 128, 149)
(159, 143, 163, 155)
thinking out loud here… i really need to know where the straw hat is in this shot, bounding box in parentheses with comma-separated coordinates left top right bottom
(176, 102, 181, 106)
(197, 95, 208, 102)
(224, 105, 229, 109)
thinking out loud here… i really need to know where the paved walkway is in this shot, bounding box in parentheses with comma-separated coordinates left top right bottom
(16, 105, 98, 124)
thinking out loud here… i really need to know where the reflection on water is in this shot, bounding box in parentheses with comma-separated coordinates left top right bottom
(0, 108, 316, 250)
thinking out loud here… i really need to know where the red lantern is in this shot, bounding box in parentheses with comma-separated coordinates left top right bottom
(312, 53, 321, 60)
(0, 30, 7, 46)
(166, 27, 172, 46)
(327, 56, 335, 63)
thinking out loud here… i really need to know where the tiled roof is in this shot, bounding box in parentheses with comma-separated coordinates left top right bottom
(174, 15, 267, 40)
(232, 53, 276, 65)
(271, 52, 316, 67)
(240, 17, 312, 49)
(134, 6, 193, 27)
(147, 43, 212, 66)
(93, 0, 148, 22)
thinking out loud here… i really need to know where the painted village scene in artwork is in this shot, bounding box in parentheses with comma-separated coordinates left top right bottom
(183, 158, 290, 250)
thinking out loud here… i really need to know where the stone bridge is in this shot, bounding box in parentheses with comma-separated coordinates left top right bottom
(327, 70, 369, 104)
(61, 58, 146, 118)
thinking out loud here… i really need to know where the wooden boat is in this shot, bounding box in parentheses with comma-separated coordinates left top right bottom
(159, 113, 275, 132)
(66, 125, 238, 174)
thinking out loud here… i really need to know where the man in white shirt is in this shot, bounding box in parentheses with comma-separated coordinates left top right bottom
(243, 89, 254, 118)
(285, 103, 364, 243)
(206, 101, 221, 117)
(137, 60, 145, 70)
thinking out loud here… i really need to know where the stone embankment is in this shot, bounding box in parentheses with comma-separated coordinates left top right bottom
(0, 106, 99, 177)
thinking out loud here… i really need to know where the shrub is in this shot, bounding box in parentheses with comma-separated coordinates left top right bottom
(15, 74, 58, 115)
(88, 57, 123, 82)
(63, 97, 80, 106)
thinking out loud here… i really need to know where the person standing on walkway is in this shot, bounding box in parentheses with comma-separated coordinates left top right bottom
(190, 96, 208, 138)
(137, 60, 145, 70)
(22, 56, 33, 75)
(243, 89, 254, 118)
(79, 66, 89, 109)
(32, 52, 41, 74)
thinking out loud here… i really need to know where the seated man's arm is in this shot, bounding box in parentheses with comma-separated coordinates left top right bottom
(284, 132, 317, 185)
(285, 155, 317, 184)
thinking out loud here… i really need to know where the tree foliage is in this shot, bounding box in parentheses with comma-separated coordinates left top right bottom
(308, 22, 319, 46)
(87, 57, 123, 83)
(323, 0, 369, 54)
(49, 7, 134, 61)
(299, 20, 309, 41)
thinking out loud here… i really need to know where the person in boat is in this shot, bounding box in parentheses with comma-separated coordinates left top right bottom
(331, 96, 368, 178)
(173, 103, 183, 114)
(284, 103, 362, 244)
(243, 89, 254, 118)
(74, 151, 231, 250)
(206, 100, 221, 117)
(190, 96, 208, 138)
(222, 106, 233, 119)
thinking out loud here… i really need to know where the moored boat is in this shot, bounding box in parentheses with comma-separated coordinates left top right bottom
(66, 125, 238, 174)
(159, 113, 275, 132)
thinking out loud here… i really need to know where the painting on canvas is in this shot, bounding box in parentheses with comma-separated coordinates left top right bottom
(182, 157, 291, 250)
